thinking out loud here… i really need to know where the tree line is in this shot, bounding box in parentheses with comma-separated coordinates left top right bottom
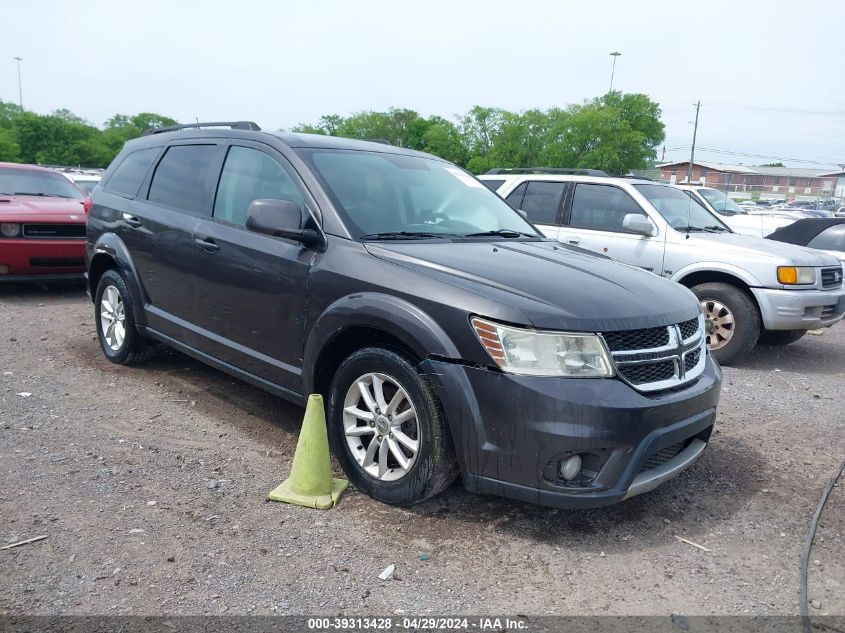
(292, 92, 665, 174)
(0, 101, 176, 168)
(0, 91, 665, 174)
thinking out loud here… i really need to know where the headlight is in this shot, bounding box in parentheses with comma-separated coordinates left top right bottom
(777, 266, 815, 285)
(471, 317, 614, 377)
(0, 223, 20, 237)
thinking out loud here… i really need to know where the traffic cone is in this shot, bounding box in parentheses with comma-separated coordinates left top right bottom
(268, 394, 348, 509)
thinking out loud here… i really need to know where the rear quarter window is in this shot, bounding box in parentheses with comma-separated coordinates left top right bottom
(103, 148, 160, 198)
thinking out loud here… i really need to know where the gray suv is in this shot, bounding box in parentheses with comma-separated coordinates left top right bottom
(86, 122, 721, 508)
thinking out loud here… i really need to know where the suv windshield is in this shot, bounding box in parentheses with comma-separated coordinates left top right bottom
(697, 188, 745, 215)
(635, 184, 731, 233)
(299, 149, 540, 240)
(0, 167, 86, 200)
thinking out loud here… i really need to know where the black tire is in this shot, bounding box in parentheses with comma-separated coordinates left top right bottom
(758, 329, 806, 346)
(94, 269, 156, 364)
(691, 282, 760, 365)
(327, 347, 458, 506)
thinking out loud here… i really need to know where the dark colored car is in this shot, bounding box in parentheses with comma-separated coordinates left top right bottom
(768, 218, 845, 263)
(0, 162, 90, 282)
(86, 122, 722, 508)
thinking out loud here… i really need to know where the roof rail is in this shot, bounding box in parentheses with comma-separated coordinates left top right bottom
(366, 138, 392, 145)
(621, 174, 654, 181)
(485, 167, 609, 177)
(142, 121, 262, 136)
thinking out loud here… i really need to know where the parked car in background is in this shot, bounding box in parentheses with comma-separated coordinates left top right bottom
(86, 123, 723, 509)
(767, 218, 845, 265)
(675, 185, 794, 237)
(60, 170, 102, 195)
(480, 170, 845, 364)
(0, 162, 89, 282)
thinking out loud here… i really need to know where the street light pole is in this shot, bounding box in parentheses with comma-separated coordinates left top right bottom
(609, 52, 621, 92)
(13, 57, 23, 112)
(686, 101, 701, 184)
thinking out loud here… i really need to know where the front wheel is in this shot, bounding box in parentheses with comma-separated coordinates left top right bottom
(692, 282, 760, 365)
(758, 329, 806, 346)
(327, 347, 457, 506)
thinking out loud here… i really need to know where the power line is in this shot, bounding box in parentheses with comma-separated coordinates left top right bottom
(663, 146, 842, 167)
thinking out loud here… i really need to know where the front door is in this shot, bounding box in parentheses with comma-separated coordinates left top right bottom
(559, 182, 665, 274)
(191, 143, 314, 393)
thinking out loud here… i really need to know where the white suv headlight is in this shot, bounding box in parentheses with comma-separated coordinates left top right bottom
(471, 317, 614, 377)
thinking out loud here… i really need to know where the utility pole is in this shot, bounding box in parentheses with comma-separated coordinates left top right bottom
(609, 52, 621, 92)
(686, 101, 701, 184)
(13, 57, 23, 112)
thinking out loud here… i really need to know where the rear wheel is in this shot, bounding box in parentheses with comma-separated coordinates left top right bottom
(327, 347, 457, 506)
(692, 282, 760, 365)
(95, 269, 156, 364)
(758, 329, 806, 346)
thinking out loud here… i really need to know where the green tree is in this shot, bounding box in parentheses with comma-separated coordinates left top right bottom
(0, 128, 20, 161)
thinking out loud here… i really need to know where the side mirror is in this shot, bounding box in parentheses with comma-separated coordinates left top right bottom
(622, 213, 656, 236)
(246, 199, 319, 246)
(517, 209, 528, 219)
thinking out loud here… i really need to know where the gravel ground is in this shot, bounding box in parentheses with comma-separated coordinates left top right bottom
(0, 283, 842, 617)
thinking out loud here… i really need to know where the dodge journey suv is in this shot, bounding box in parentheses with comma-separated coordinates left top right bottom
(87, 122, 722, 508)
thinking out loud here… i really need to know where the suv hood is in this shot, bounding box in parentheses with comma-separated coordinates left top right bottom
(365, 240, 700, 331)
(0, 195, 87, 220)
(681, 232, 841, 267)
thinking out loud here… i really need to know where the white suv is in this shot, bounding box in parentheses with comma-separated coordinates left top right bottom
(479, 169, 845, 364)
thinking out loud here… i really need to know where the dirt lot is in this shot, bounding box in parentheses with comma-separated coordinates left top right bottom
(0, 283, 842, 617)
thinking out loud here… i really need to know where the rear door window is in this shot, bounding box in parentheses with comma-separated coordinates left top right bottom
(520, 181, 566, 225)
(104, 148, 159, 198)
(147, 145, 218, 215)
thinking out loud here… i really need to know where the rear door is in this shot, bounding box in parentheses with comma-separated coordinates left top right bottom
(122, 143, 223, 343)
(504, 180, 567, 239)
(191, 142, 314, 392)
(560, 182, 665, 273)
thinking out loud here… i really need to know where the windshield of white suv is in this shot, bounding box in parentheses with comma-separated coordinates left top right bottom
(300, 149, 541, 240)
(0, 167, 86, 200)
(698, 188, 745, 215)
(634, 184, 731, 233)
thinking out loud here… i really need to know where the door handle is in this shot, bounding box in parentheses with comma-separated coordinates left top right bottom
(566, 237, 580, 245)
(121, 213, 142, 228)
(194, 237, 220, 252)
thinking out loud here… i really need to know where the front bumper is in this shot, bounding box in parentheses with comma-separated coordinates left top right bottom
(424, 356, 722, 509)
(751, 286, 845, 330)
(0, 238, 86, 282)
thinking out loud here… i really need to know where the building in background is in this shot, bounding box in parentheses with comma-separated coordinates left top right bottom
(656, 161, 840, 200)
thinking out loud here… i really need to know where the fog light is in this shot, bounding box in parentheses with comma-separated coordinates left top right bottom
(0, 264, 10, 274)
(560, 454, 582, 481)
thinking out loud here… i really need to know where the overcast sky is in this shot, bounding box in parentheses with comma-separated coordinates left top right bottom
(3, 0, 843, 168)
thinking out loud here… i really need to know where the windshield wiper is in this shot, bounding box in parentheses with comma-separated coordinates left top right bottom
(463, 229, 537, 238)
(682, 226, 723, 233)
(360, 231, 458, 241)
(13, 192, 71, 198)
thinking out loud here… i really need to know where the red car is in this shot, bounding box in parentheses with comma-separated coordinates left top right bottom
(0, 162, 90, 282)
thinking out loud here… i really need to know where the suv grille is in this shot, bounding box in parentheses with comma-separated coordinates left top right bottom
(821, 267, 843, 289)
(618, 360, 675, 385)
(602, 326, 669, 352)
(678, 317, 699, 340)
(22, 223, 86, 239)
(601, 315, 706, 393)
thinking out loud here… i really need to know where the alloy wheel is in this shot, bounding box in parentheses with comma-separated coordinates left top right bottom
(100, 285, 126, 351)
(342, 372, 420, 482)
(701, 299, 735, 350)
